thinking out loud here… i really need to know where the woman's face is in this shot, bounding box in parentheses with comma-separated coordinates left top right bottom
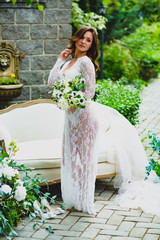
(75, 31, 93, 54)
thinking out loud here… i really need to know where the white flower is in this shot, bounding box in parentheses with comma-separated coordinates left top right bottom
(58, 98, 70, 110)
(52, 89, 62, 98)
(63, 86, 72, 93)
(0, 184, 12, 195)
(0, 168, 4, 177)
(16, 179, 24, 186)
(80, 78, 85, 83)
(148, 170, 160, 183)
(15, 185, 27, 202)
(64, 79, 69, 87)
(3, 166, 19, 180)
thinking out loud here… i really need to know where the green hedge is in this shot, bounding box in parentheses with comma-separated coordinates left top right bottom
(94, 79, 141, 125)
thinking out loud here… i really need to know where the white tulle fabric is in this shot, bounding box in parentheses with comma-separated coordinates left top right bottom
(48, 56, 159, 217)
(48, 56, 99, 214)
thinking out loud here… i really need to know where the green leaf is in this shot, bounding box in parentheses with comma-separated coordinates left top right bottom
(38, 4, 44, 11)
(11, 0, 16, 5)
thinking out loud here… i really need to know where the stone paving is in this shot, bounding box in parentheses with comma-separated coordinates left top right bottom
(2, 78, 160, 240)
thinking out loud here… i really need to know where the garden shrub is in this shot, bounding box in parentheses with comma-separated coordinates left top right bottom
(102, 40, 139, 85)
(94, 79, 141, 125)
(122, 23, 160, 80)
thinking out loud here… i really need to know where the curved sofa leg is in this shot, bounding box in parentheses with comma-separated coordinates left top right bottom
(0, 138, 6, 154)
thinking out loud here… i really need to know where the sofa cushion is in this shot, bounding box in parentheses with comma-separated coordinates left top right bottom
(14, 139, 62, 169)
(14, 133, 115, 170)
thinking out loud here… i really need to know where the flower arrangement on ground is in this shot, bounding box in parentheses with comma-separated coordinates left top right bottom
(0, 140, 62, 239)
(51, 75, 89, 110)
(145, 133, 160, 183)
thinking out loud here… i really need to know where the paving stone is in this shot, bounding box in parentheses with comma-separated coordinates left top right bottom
(111, 238, 141, 240)
(99, 189, 115, 199)
(115, 210, 141, 217)
(152, 215, 160, 223)
(60, 216, 79, 226)
(16, 230, 33, 238)
(62, 238, 88, 240)
(89, 223, 117, 230)
(49, 230, 81, 237)
(81, 227, 100, 239)
(70, 222, 89, 231)
(143, 234, 160, 240)
(125, 216, 152, 222)
(14, 238, 38, 240)
(118, 221, 135, 232)
(107, 213, 124, 226)
(31, 228, 49, 239)
(69, 212, 91, 217)
(44, 223, 70, 230)
(147, 228, 160, 234)
(99, 229, 128, 237)
(104, 205, 129, 211)
(95, 200, 109, 205)
(136, 222, 160, 229)
(129, 227, 147, 237)
(45, 235, 63, 240)
(95, 203, 105, 212)
(79, 217, 106, 224)
(97, 209, 113, 219)
(95, 235, 111, 240)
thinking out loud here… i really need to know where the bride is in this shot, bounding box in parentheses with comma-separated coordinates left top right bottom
(48, 26, 157, 216)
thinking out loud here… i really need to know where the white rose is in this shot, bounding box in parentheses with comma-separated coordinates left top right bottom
(15, 185, 27, 202)
(0, 184, 12, 195)
(16, 179, 24, 186)
(0, 168, 4, 178)
(3, 166, 19, 180)
(58, 98, 70, 110)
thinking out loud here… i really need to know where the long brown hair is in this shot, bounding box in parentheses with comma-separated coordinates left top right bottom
(68, 26, 99, 72)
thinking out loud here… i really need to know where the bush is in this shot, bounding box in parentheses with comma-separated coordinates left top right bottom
(102, 40, 139, 85)
(122, 23, 160, 80)
(94, 79, 141, 125)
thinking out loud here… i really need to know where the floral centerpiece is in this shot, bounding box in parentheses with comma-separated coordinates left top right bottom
(145, 133, 160, 183)
(0, 140, 59, 239)
(51, 75, 89, 110)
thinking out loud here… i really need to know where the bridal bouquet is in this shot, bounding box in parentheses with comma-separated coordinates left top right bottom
(51, 75, 89, 110)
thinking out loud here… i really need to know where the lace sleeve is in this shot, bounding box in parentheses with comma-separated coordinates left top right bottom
(48, 57, 65, 87)
(81, 57, 96, 100)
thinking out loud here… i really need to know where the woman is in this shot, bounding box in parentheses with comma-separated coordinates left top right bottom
(48, 26, 99, 214)
(48, 26, 155, 216)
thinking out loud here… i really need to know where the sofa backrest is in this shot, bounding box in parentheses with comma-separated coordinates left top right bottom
(0, 100, 64, 142)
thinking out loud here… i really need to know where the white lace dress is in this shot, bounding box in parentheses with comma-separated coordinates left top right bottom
(48, 56, 160, 217)
(48, 56, 99, 214)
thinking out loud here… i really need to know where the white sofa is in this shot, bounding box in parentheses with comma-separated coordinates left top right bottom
(0, 99, 116, 184)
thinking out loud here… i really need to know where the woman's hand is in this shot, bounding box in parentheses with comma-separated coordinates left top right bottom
(60, 49, 72, 61)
